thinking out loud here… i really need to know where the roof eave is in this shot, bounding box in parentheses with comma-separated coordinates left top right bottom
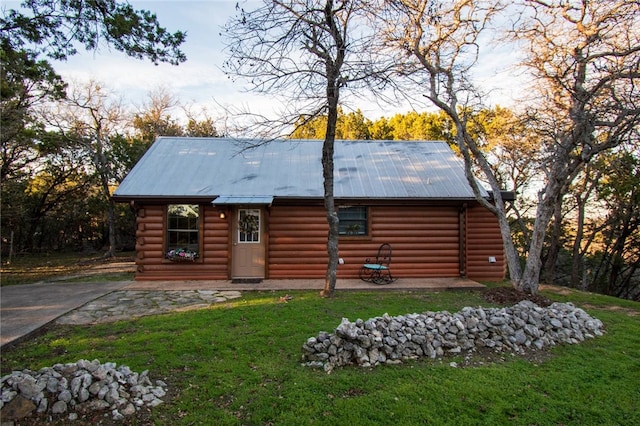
(111, 195, 217, 204)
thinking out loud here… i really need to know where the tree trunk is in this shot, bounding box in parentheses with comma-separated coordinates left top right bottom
(497, 208, 523, 283)
(96, 146, 116, 258)
(518, 194, 557, 294)
(453, 125, 523, 285)
(320, 97, 340, 297)
(105, 198, 117, 258)
(99, 173, 116, 258)
(542, 201, 563, 284)
(570, 193, 587, 287)
(517, 141, 578, 295)
(607, 216, 636, 296)
(319, 0, 344, 298)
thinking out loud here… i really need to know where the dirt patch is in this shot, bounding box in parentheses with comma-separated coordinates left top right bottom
(481, 286, 553, 307)
(77, 256, 135, 272)
(53, 258, 136, 282)
(538, 284, 575, 296)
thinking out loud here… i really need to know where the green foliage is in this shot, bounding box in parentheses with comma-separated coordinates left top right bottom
(1, 289, 638, 425)
(596, 151, 640, 209)
(0, 40, 66, 183)
(290, 114, 328, 139)
(369, 116, 393, 140)
(590, 150, 640, 299)
(1, 0, 186, 64)
(290, 108, 456, 143)
(131, 111, 184, 144)
(108, 134, 147, 181)
(387, 110, 454, 142)
(0, 1, 186, 256)
(337, 109, 371, 140)
(537, 146, 640, 300)
(185, 117, 219, 137)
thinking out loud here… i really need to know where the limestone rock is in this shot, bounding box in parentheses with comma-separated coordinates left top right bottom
(0, 359, 169, 422)
(0, 395, 36, 420)
(302, 301, 605, 371)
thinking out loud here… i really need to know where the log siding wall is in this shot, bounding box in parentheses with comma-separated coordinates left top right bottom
(268, 205, 461, 279)
(134, 204, 229, 280)
(465, 205, 506, 281)
(132, 202, 505, 282)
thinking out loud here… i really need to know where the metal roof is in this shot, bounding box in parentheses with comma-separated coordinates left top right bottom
(213, 195, 274, 205)
(112, 137, 486, 201)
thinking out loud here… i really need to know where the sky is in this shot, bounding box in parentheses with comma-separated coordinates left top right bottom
(5, 0, 525, 125)
(55, 1, 249, 120)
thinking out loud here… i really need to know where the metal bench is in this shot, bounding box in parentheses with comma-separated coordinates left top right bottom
(359, 243, 394, 284)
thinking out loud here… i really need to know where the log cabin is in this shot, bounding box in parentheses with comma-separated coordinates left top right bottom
(112, 137, 507, 282)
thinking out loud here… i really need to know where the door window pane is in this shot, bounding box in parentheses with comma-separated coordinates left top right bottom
(239, 209, 260, 243)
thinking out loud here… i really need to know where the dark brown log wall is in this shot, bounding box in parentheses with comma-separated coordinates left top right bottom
(134, 205, 229, 280)
(132, 202, 505, 281)
(465, 205, 506, 281)
(268, 206, 328, 278)
(268, 205, 461, 279)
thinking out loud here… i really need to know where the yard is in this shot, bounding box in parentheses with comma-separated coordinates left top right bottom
(1, 271, 639, 425)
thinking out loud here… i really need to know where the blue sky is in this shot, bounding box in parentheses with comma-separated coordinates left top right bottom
(6, 1, 523, 123)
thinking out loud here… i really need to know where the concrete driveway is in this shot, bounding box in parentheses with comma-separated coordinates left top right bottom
(1, 280, 131, 347)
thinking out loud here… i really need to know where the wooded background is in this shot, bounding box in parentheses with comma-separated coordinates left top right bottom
(1, 0, 637, 300)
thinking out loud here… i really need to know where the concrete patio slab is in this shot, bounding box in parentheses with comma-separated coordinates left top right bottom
(123, 277, 484, 292)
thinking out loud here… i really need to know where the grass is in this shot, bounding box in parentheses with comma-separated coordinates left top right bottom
(2, 286, 639, 425)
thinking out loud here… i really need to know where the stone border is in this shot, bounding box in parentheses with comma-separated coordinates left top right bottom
(1, 359, 166, 422)
(302, 301, 605, 373)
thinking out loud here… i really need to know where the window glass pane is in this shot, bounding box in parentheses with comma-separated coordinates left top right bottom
(166, 204, 200, 255)
(338, 207, 368, 236)
(239, 209, 260, 243)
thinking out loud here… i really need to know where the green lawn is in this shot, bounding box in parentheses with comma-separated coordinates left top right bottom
(2, 286, 639, 425)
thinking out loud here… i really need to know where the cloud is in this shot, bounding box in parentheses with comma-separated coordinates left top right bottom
(9, 0, 528, 124)
(52, 1, 244, 110)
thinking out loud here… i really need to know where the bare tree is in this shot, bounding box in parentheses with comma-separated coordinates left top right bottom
(223, 0, 397, 296)
(382, 0, 639, 294)
(382, 0, 525, 286)
(42, 80, 127, 257)
(132, 86, 184, 144)
(469, 107, 542, 252)
(509, 0, 640, 292)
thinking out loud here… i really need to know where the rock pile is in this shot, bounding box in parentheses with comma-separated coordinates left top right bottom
(302, 301, 605, 372)
(0, 359, 167, 421)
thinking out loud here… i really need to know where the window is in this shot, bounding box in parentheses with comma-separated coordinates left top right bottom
(338, 206, 368, 236)
(166, 204, 200, 256)
(238, 209, 260, 243)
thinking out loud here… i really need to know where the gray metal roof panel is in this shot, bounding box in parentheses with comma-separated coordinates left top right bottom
(213, 195, 274, 205)
(113, 137, 485, 200)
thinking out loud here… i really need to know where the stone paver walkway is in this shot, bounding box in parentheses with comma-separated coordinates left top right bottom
(55, 290, 242, 325)
(53, 276, 485, 326)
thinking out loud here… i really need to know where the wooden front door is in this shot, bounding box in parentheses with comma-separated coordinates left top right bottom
(231, 208, 265, 278)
